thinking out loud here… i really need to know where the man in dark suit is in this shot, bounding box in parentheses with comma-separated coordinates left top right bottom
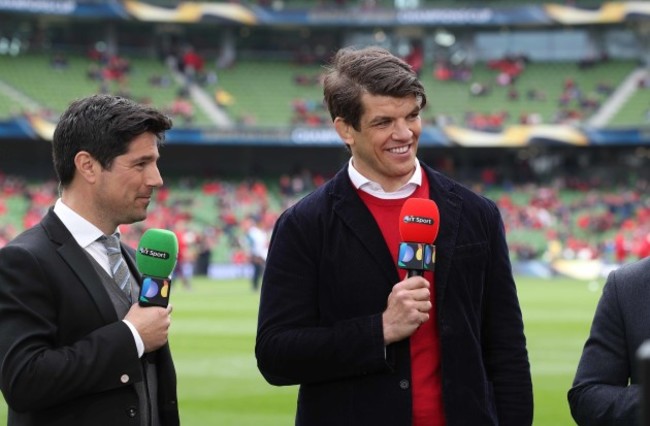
(569, 258, 650, 425)
(255, 46, 533, 425)
(0, 94, 179, 425)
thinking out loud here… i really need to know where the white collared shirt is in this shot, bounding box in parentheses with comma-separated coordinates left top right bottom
(53, 198, 117, 276)
(347, 158, 421, 199)
(53, 198, 144, 357)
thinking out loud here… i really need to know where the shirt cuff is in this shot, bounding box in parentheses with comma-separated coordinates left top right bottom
(123, 319, 145, 358)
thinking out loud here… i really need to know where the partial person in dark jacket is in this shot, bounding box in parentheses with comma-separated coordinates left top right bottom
(569, 257, 650, 425)
(255, 46, 533, 426)
(0, 94, 179, 426)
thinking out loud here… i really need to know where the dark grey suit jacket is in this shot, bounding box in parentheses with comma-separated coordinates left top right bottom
(569, 257, 650, 425)
(256, 163, 533, 426)
(0, 209, 179, 426)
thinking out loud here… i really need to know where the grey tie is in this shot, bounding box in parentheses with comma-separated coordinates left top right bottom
(99, 234, 132, 301)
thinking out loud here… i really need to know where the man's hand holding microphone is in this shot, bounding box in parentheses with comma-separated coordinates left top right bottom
(383, 198, 439, 345)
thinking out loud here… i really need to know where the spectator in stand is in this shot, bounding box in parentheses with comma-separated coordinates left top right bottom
(173, 221, 193, 291)
(193, 231, 213, 277)
(241, 216, 269, 292)
(181, 45, 205, 82)
(469, 82, 489, 97)
(101, 54, 131, 95)
(404, 41, 424, 77)
(215, 88, 235, 108)
(50, 52, 68, 70)
(168, 91, 194, 125)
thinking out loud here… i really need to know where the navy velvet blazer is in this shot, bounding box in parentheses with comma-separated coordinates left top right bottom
(0, 209, 179, 426)
(569, 257, 650, 425)
(256, 163, 533, 426)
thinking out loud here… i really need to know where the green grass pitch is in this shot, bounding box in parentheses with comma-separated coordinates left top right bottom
(0, 275, 604, 425)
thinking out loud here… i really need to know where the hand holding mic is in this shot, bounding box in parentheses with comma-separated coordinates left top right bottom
(382, 198, 440, 345)
(398, 198, 440, 277)
(136, 229, 179, 307)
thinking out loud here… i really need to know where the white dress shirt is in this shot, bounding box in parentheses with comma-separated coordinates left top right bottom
(53, 198, 145, 357)
(347, 157, 421, 199)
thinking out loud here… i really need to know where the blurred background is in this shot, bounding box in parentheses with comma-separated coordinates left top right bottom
(0, 0, 649, 424)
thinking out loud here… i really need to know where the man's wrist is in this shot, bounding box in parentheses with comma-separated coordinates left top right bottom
(123, 319, 145, 357)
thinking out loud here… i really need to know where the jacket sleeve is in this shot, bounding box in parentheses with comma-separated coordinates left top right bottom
(568, 269, 640, 426)
(483, 201, 534, 425)
(255, 206, 391, 386)
(0, 244, 143, 412)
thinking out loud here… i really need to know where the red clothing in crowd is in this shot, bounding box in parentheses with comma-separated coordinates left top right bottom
(183, 50, 204, 73)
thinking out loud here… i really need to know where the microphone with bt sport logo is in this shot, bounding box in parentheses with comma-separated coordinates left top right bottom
(136, 229, 179, 307)
(398, 198, 440, 277)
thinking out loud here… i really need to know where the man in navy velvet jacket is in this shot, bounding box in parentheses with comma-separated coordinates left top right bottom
(569, 258, 650, 425)
(255, 46, 533, 426)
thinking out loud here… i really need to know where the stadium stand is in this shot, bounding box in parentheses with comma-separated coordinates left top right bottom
(1, 0, 650, 276)
(0, 2, 647, 132)
(0, 52, 328, 127)
(0, 52, 217, 126)
(1, 168, 649, 271)
(425, 59, 639, 129)
(0, 52, 643, 131)
(214, 61, 325, 128)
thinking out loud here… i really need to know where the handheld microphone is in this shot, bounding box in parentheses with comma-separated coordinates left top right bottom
(398, 198, 440, 277)
(136, 229, 179, 307)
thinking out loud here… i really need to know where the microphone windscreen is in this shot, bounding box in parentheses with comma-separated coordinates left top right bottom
(399, 198, 440, 244)
(136, 229, 179, 279)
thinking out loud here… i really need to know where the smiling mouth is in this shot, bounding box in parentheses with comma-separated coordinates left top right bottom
(388, 145, 410, 154)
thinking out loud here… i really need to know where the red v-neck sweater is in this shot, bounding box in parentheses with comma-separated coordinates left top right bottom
(357, 174, 446, 426)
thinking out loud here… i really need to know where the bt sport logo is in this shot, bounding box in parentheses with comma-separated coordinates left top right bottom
(402, 215, 434, 226)
(138, 247, 170, 259)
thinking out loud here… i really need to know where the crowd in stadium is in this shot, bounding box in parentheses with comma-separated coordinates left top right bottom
(2, 167, 649, 272)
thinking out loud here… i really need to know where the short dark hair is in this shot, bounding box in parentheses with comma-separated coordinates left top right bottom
(322, 46, 426, 131)
(52, 94, 173, 187)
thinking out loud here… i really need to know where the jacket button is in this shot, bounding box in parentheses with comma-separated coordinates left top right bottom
(120, 374, 130, 384)
(127, 407, 137, 418)
(399, 379, 410, 390)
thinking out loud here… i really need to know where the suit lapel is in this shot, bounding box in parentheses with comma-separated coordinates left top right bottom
(425, 167, 463, 315)
(42, 209, 119, 323)
(330, 170, 400, 285)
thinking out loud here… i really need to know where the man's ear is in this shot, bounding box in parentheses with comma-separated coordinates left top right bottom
(74, 151, 99, 184)
(334, 117, 355, 147)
